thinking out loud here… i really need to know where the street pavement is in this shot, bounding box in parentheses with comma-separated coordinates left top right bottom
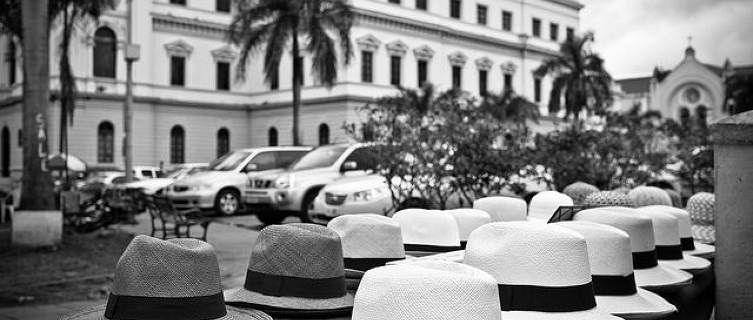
(0, 211, 290, 320)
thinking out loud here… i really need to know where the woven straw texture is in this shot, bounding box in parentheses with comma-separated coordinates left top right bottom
(584, 191, 634, 207)
(473, 196, 528, 222)
(61, 304, 271, 320)
(392, 209, 460, 247)
(628, 186, 672, 207)
(528, 191, 574, 221)
(691, 225, 715, 245)
(249, 223, 344, 278)
(687, 192, 715, 224)
(446, 209, 492, 241)
(352, 261, 502, 320)
(327, 214, 405, 259)
(563, 182, 600, 205)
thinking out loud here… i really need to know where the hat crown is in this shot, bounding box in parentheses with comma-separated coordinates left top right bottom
(628, 186, 672, 207)
(563, 182, 599, 204)
(643, 205, 692, 238)
(687, 192, 715, 223)
(574, 208, 656, 252)
(393, 209, 460, 247)
(352, 261, 502, 320)
(473, 196, 527, 222)
(112, 236, 222, 298)
(327, 214, 405, 259)
(249, 223, 344, 278)
(446, 209, 491, 241)
(557, 221, 633, 276)
(528, 191, 574, 220)
(632, 209, 681, 246)
(584, 191, 635, 207)
(465, 222, 592, 287)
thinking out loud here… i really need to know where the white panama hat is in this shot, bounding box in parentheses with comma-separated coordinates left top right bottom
(603, 207, 711, 274)
(686, 192, 715, 244)
(473, 196, 528, 222)
(445, 208, 492, 248)
(557, 221, 677, 319)
(464, 222, 620, 320)
(628, 186, 672, 207)
(528, 191, 574, 223)
(641, 205, 715, 259)
(352, 261, 503, 320)
(574, 208, 693, 293)
(392, 209, 461, 257)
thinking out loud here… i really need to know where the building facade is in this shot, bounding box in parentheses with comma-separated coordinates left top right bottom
(0, 0, 582, 178)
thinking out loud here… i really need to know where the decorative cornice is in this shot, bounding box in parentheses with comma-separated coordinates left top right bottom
(413, 45, 435, 60)
(152, 13, 229, 39)
(164, 39, 194, 57)
(448, 51, 468, 67)
(211, 46, 237, 62)
(386, 40, 409, 57)
(501, 61, 517, 74)
(475, 57, 494, 71)
(356, 34, 381, 52)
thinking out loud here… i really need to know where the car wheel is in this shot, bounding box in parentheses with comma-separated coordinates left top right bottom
(298, 190, 319, 223)
(215, 189, 240, 216)
(256, 211, 285, 226)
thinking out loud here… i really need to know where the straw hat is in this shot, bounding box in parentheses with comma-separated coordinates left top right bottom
(641, 205, 714, 259)
(62, 236, 271, 320)
(464, 222, 620, 320)
(604, 207, 711, 274)
(225, 223, 354, 317)
(628, 186, 672, 207)
(392, 209, 461, 257)
(686, 192, 715, 244)
(557, 221, 677, 319)
(584, 191, 634, 207)
(663, 189, 683, 208)
(473, 196, 528, 222)
(563, 182, 600, 205)
(573, 208, 693, 293)
(528, 191, 574, 222)
(352, 261, 502, 320)
(446, 208, 492, 248)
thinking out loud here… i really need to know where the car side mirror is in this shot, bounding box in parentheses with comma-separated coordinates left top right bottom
(243, 163, 258, 172)
(341, 161, 358, 172)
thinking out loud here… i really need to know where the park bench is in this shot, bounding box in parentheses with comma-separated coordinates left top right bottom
(147, 195, 210, 241)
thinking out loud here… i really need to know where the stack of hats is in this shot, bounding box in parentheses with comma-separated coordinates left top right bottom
(563, 182, 600, 205)
(686, 192, 715, 244)
(528, 191, 574, 222)
(584, 191, 635, 207)
(642, 205, 715, 259)
(473, 196, 528, 222)
(628, 186, 673, 207)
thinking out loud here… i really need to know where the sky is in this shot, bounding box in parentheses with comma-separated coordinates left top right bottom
(578, 0, 753, 79)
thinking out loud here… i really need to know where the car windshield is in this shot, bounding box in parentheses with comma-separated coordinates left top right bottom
(207, 151, 252, 171)
(165, 167, 188, 179)
(292, 146, 349, 170)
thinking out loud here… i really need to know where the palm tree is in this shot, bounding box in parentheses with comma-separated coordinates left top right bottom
(230, 0, 355, 146)
(480, 88, 540, 129)
(535, 32, 613, 120)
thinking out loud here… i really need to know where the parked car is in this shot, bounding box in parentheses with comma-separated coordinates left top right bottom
(164, 147, 311, 215)
(244, 143, 376, 225)
(122, 163, 207, 195)
(308, 174, 394, 222)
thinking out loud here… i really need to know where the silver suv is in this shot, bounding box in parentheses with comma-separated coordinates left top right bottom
(245, 143, 376, 224)
(164, 146, 311, 215)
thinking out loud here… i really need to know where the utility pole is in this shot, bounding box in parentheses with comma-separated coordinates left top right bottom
(123, 0, 140, 182)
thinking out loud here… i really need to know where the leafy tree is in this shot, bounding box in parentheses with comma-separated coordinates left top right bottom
(535, 32, 613, 120)
(230, 0, 354, 145)
(724, 73, 753, 115)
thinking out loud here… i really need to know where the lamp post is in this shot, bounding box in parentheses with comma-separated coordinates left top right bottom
(123, 0, 140, 182)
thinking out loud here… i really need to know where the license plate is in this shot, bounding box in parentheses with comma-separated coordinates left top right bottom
(326, 208, 338, 217)
(247, 197, 267, 204)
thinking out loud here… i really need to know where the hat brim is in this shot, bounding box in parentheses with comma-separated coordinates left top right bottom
(387, 250, 465, 264)
(501, 306, 622, 320)
(658, 254, 711, 274)
(527, 217, 548, 224)
(60, 303, 272, 320)
(224, 286, 354, 316)
(634, 265, 693, 293)
(595, 288, 677, 319)
(685, 242, 715, 259)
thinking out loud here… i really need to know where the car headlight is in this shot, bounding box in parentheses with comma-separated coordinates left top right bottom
(350, 188, 384, 202)
(189, 184, 212, 191)
(274, 174, 294, 189)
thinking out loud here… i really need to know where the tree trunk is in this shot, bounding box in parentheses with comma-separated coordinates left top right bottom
(291, 28, 302, 146)
(20, 0, 55, 210)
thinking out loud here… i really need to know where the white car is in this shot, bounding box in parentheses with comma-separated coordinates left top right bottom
(309, 174, 394, 221)
(122, 163, 207, 195)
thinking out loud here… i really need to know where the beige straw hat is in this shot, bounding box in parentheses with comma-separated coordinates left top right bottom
(464, 222, 620, 320)
(563, 182, 600, 205)
(352, 261, 503, 320)
(574, 208, 693, 293)
(225, 223, 354, 318)
(641, 205, 714, 259)
(61, 235, 271, 320)
(628, 186, 672, 207)
(473, 196, 528, 222)
(392, 209, 461, 257)
(327, 214, 407, 274)
(528, 191, 574, 222)
(446, 208, 492, 248)
(584, 191, 634, 207)
(557, 221, 677, 319)
(686, 192, 715, 244)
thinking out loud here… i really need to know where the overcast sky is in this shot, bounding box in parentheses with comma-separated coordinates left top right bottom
(579, 0, 753, 79)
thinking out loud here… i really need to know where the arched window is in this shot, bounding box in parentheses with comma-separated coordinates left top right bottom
(318, 123, 330, 145)
(217, 128, 230, 157)
(696, 105, 708, 128)
(679, 107, 690, 127)
(1, 126, 9, 177)
(7, 41, 16, 85)
(170, 126, 185, 164)
(97, 121, 114, 163)
(93, 27, 117, 78)
(268, 127, 278, 146)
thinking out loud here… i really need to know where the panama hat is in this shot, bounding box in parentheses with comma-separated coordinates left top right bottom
(584, 191, 635, 207)
(61, 235, 271, 320)
(628, 186, 672, 207)
(557, 221, 677, 319)
(574, 208, 693, 293)
(686, 192, 715, 244)
(528, 191, 574, 222)
(641, 205, 715, 259)
(463, 222, 620, 319)
(352, 260, 502, 320)
(392, 209, 461, 257)
(563, 182, 600, 205)
(473, 196, 528, 222)
(225, 223, 354, 318)
(446, 208, 492, 248)
(605, 207, 711, 274)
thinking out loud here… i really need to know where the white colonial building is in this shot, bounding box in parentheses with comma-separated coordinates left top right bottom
(0, 0, 582, 178)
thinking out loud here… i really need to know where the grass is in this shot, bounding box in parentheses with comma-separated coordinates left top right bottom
(0, 226, 134, 307)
